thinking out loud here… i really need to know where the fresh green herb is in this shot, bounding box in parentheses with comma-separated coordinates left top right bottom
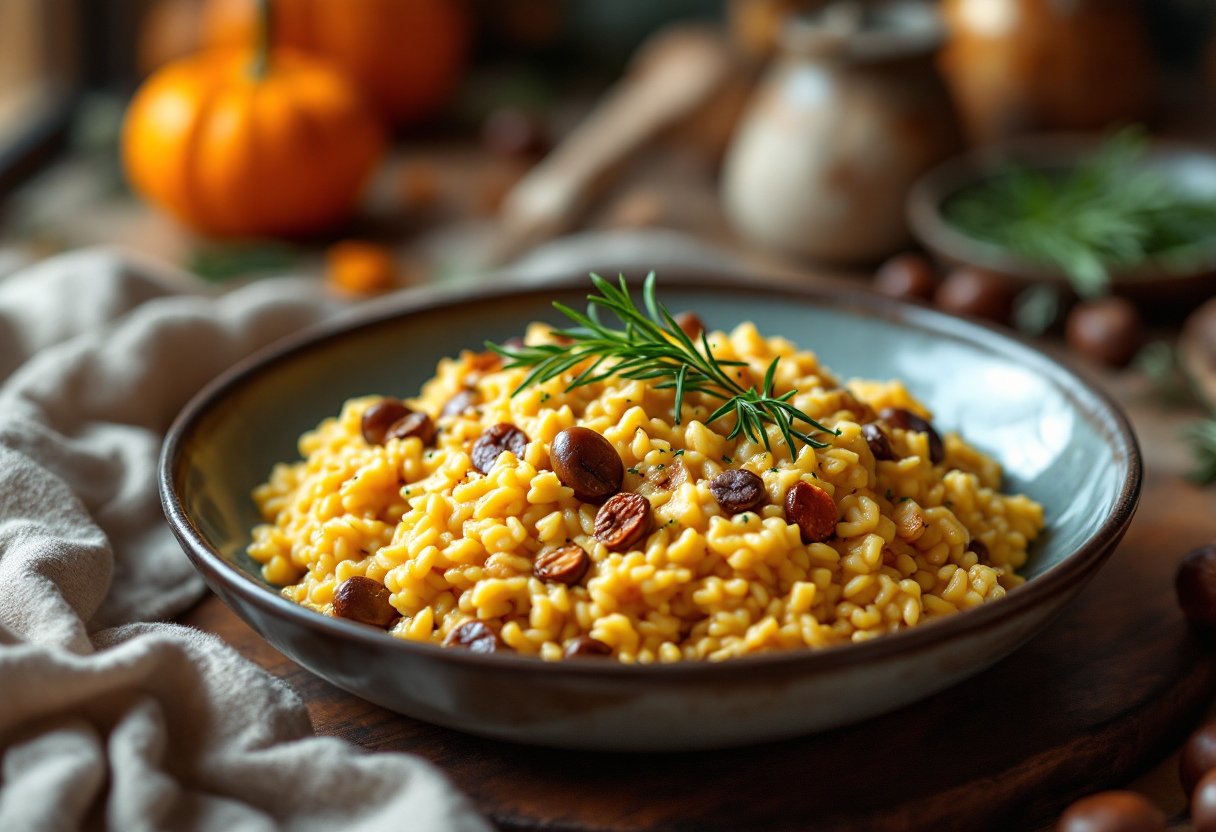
(943, 128, 1216, 298)
(767, 467, 779, 474)
(488, 273, 838, 460)
(1186, 419, 1216, 485)
(627, 467, 640, 475)
(673, 449, 685, 457)
(886, 489, 893, 500)
(722, 455, 733, 464)
(900, 496, 911, 503)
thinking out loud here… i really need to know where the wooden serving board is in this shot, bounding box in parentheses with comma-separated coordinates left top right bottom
(182, 471, 1216, 832)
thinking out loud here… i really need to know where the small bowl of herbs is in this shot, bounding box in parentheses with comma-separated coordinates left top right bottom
(907, 130, 1216, 310)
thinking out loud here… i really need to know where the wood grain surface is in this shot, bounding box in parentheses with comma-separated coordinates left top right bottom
(181, 471, 1216, 832)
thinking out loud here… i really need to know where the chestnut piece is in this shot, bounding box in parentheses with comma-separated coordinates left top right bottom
(880, 407, 945, 465)
(441, 388, 478, 418)
(386, 412, 435, 445)
(1056, 791, 1165, 832)
(648, 460, 687, 491)
(861, 423, 895, 461)
(874, 253, 938, 302)
(594, 493, 653, 552)
(1066, 298, 1144, 368)
(1195, 769, 1216, 832)
(551, 426, 625, 503)
(1181, 722, 1216, 795)
(471, 423, 530, 474)
(709, 469, 766, 515)
(935, 268, 1013, 324)
(1177, 544, 1216, 633)
(784, 481, 837, 543)
(333, 576, 398, 628)
(361, 398, 412, 445)
(533, 544, 591, 586)
(563, 636, 613, 659)
(443, 620, 506, 654)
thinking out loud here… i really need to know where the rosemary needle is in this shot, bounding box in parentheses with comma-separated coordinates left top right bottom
(486, 272, 839, 460)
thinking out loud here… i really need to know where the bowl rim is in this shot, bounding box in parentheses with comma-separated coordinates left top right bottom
(160, 270, 1143, 679)
(906, 133, 1216, 284)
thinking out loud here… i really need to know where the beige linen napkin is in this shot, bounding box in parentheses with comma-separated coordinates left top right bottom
(0, 248, 491, 832)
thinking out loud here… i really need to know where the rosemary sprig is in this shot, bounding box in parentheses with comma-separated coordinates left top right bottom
(486, 272, 839, 460)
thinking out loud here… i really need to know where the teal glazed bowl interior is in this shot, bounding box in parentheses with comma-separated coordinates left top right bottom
(161, 272, 1141, 751)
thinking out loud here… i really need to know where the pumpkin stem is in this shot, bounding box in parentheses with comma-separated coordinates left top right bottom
(252, 0, 273, 78)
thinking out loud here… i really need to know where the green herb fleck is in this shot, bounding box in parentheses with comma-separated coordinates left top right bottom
(673, 449, 685, 457)
(722, 455, 733, 464)
(886, 489, 893, 500)
(627, 467, 640, 475)
(900, 496, 911, 503)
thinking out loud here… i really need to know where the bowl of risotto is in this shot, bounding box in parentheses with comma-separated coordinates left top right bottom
(161, 271, 1141, 751)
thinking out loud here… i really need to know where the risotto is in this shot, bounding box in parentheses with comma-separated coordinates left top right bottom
(248, 316, 1044, 664)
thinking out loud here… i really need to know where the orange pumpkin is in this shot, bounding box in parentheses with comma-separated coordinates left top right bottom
(122, 44, 385, 237)
(202, 0, 469, 125)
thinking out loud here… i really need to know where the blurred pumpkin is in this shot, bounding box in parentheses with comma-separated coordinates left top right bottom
(123, 1, 385, 238)
(939, 0, 1154, 144)
(202, 0, 469, 125)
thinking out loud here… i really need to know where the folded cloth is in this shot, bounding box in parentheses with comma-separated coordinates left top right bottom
(0, 249, 491, 832)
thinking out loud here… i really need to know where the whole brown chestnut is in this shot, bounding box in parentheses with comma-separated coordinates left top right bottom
(874, 253, 938, 302)
(1066, 298, 1144, 368)
(1056, 790, 1164, 832)
(1195, 768, 1216, 832)
(1177, 544, 1216, 633)
(934, 268, 1014, 323)
(1181, 721, 1216, 795)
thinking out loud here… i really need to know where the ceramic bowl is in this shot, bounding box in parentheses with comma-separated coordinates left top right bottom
(907, 134, 1216, 309)
(160, 272, 1142, 751)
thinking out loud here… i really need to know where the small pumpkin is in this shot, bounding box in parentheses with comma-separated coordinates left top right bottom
(202, 0, 469, 125)
(122, 2, 385, 238)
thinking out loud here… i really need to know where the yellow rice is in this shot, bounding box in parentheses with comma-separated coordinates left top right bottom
(248, 321, 1044, 663)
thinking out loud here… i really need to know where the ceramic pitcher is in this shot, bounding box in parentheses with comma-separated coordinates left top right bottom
(722, 1, 962, 264)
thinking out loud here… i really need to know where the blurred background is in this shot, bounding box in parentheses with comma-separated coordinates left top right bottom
(2, 0, 1216, 478)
